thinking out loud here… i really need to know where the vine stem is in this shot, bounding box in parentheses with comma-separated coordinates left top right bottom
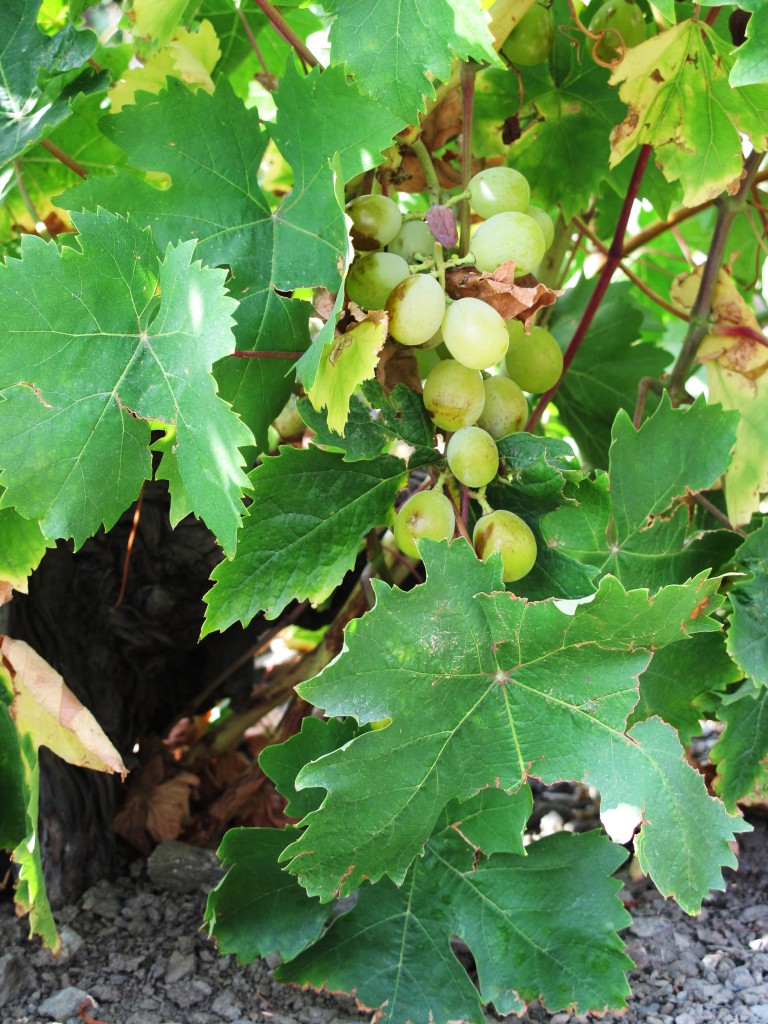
(41, 139, 87, 179)
(526, 144, 652, 431)
(667, 150, 764, 400)
(459, 62, 478, 258)
(251, 0, 319, 70)
(572, 216, 689, 321)
(237, 7, 270, 75)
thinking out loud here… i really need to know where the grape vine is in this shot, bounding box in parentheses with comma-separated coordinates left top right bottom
(1, 1, 768, 1021)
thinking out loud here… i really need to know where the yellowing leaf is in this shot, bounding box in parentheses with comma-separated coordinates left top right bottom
(671, 269, 768, 526)
(609, 21, 768, 206)
(111, 20, 220, 113)
(307, 316, 388, 435)
(130, 0, 188, 48)
(1, 636, 127, 778)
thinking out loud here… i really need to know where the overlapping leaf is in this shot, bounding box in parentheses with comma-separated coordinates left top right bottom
(727, 522, 768, 686)
(0, 0, 107, 164)
(0, 210, 253, 552)
(203, 447, 407, 629)
(0, 507, 52, 602)
(541, 396, 740, 589)
(609, 21, 768, 206)
(280, 820, 631, 1023)
(306, 318, 388, 434)
(324, 0, 502, 122)
(712, 682, 768, 811)
(283, 540, 745, 911)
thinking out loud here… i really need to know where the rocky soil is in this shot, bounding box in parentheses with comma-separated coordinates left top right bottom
(2, 817, 768, 1024)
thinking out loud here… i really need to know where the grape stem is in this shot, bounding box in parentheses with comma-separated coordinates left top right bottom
(667, 149, 764, 401)
(526, 143, 653, 431)
(250, 0, 320, 70)
(236, 7, 271, 76)
(410, 138, 447, 288)
(469, 488, 493, 516)
(459, 62, 479, 258)
(41, 139, 87, 179)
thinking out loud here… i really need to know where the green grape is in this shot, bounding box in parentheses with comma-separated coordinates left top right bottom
(588, 0, 646, 62)
(271, 394, 305, 441)
(505, 321, 564, 393)
(524, 205, 555, 250)
(468, 167, 531, 220)
(476, 376, 528, 439)
(470, 212, 546, 276)
(473, 509, 537, 582)
(423, 359, 485, 432)
(446, 426, 499, 488)
(346, 252, 410, 310)
(387, 273, 446, 346)
(394, 489, 456, 559)
(441, 298, 509, 371)
(388, 220, 435, 262)
(501, 1, 555, 67)
(346, 194, 403, 251)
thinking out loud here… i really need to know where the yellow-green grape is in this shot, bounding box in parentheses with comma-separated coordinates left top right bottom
(470, 212, 546, 275)
(271, 394, 305, 441)
(476, 376, 528, 439)
(446, 426, 499, 488)
(505, 321, 564, 393)
(524, 205, 555, 250)
(394, 489, 456, 559)
(387, 273, 446, 346)
(468, 166, 531, 220)
(346, 194, 403, 251)
(346, 252, 410, 310)
(588, 0, 647, 62)
(473, 509, 537, 582)
(441, 297, 509, 370)
(388, 220, 436, 262)
(423, 359, 486, 431)
(501, 1, 555, 67)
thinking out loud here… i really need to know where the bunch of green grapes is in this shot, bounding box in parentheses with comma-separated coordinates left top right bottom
(343, 174, 558, 584)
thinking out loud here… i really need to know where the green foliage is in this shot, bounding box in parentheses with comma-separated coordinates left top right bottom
(2, 0, 767, 1016)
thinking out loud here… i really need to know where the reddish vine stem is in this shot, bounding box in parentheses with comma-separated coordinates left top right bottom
(526, 144, 652, 431)
(237, 7, 271, 75)
(232, 349, 305, 359)
(572, 216, 689, 321)
(41, 139, 87, 179)
(458, 62, 479, 258)
(692, 491, 746, 536)
(111, 483, 144, 611)
(704, 6, 723, 25)
(667, 149, 764, 400)
(251, 0, 319, 70)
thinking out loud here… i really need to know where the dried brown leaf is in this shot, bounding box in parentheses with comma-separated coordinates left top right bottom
(445, 263, 560, 324)
(375, 341, 423, 394)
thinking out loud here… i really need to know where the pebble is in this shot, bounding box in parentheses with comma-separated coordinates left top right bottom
(165, 949, 196, 984)
(38, 985, 96, 1019)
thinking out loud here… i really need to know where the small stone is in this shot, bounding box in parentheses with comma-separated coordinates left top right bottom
(741, 905, 768, 924)
(631, 917, 673, 938)
(165, 950, 196, 985)
(675, 1014, 696, 1024)
(749, 1007, 768, 1024)
(212, 990, 244, 1020)
(0, 952, 35, 1008)
(731, 966, 755, 990)
(148, 840, 225, 893)
(38, 986, 96, 1020)
(549, 1014, 571, 1024)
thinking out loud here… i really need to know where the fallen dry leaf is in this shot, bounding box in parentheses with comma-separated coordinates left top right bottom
(375, 340, 423, 394)
(445, 263, 560, 324)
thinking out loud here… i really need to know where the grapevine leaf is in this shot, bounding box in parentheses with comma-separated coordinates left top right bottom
(609, 22, 768, 206)
(278, 826, 632, 1022)
(129, 0, 189, 48)
(205, 827, 331, 964)
(306, 318, 388, 435)
(728, 522, 768, 686)
(0, 210, 253, 553)
(324, 0, 502, 123)
(283, 540, 743, 910)
(628, 632, 743, 746)
(729, 7, 768, 87)
(542, 396, 741, 589)
(549, 280, 670, 469)
(712, 683, 768, 811)
(0, 0, 107, 164)
(259, 716, 359, 819)
(203, 447, 407, 630)
(506, 56, 625, 221)
(491, 434, 598, 600)
(0, 507, 53, 600)
(297, 382, 437, 463)
(0, 637, 128, 951)
(437, 785, 532, 858)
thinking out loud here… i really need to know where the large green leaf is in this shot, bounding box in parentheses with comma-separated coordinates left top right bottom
(279, 818, 632, 1022)
(203, 447, 407, 629)
(0, 507, 53, 595)
(541, 396, 741, 589)
(728, 522, 768, 686)
(549, 280, 670, 470)
(324, 0, 502, 123)
(712, 682, 768, 811)
(0, 0, 107, 164)
(0, 210, 252, 553)
(283, 540, 745, 911)
(609, 21, 768, 205)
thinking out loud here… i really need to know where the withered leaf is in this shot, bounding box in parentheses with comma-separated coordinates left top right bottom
(445, 263, 560, 324)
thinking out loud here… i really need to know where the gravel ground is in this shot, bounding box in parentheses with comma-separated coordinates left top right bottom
(2, 816, 768, 1024)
